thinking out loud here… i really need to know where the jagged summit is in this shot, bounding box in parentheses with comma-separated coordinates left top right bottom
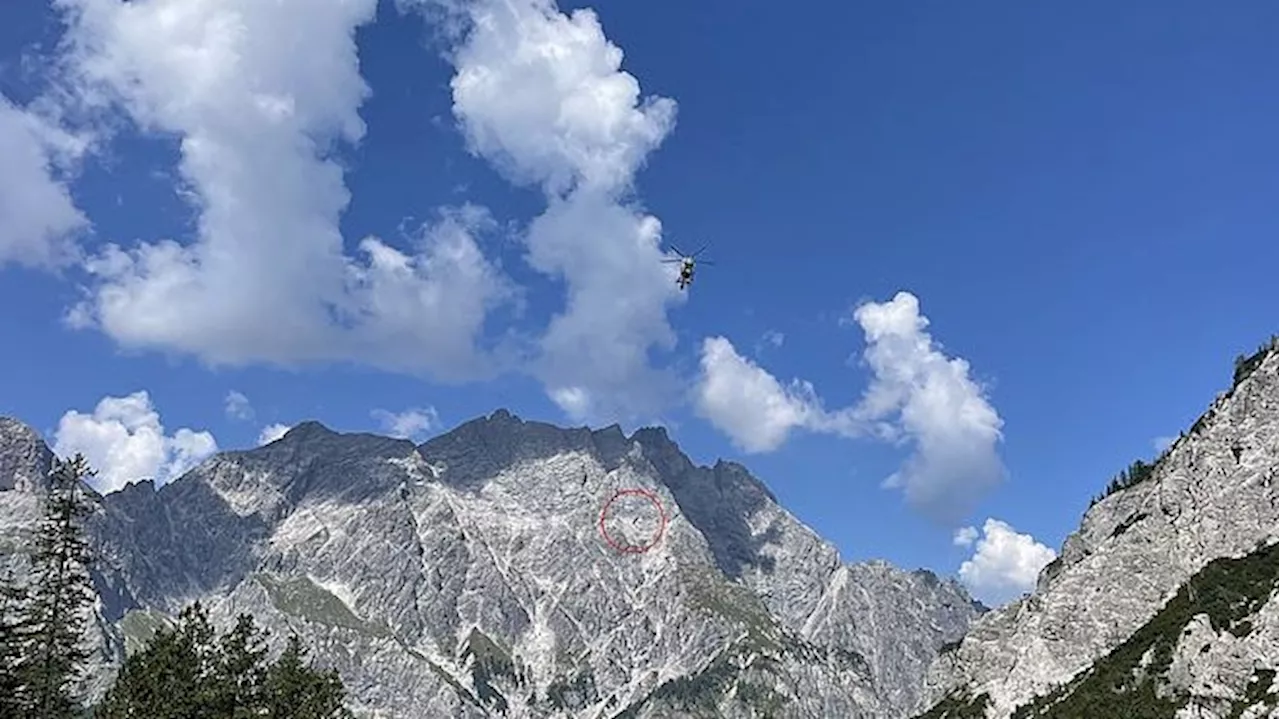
(0, 403, 979, 718)
(279, 419, 335, 439)
(0, 415, 54, 493)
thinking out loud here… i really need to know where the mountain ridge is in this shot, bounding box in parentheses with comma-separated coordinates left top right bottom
(0, 403, 978, 718)
(914, 341, 1279, 719)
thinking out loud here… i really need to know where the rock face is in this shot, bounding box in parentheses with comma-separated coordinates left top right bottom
(915, 343, 1280, 719)
(0, 411, 978, 718)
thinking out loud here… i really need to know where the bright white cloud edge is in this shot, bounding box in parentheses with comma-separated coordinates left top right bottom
(257, 423, 292, 446)
(371, 406, 439, 441)
(0, 94, 89, 269)
(52, 0, 512, 384)
(955, 518, 1057, 607)
(34, 0, 690, 425)
(224, 390, 253, 421)
(52, 390, 218, 493)
(695, 291, 1006, 521)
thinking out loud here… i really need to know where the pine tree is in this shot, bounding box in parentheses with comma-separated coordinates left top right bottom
(95, 604, 353, 718)
(94, 603, 218, 719)
(261, 635, 352, 719)
(211, 613, 269, 717)
(18, 454, 96, 719)
(0, 568, 30, 719)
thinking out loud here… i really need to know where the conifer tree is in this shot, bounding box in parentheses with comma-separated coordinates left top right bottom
(95, 603, 353, 718)
(94, 602, 218, 719)
(211, 613, 270, 717)
(18, 454, 96, 719)
(0, 568, 30, 719)
(262, 635, 352, 719)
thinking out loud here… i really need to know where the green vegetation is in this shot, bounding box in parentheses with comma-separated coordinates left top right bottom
(645, 649, 740, 716)
(1226, 668, 1277, 719)
(912, 690, 992, 719)
(733, 679, 788, 716)
(0, 567, 29, 718)
(1207, 334, 1276, 430)
(393, 637, 480, 708)
(685, 567, 783, 655)
(117, 608, 176, 656)
(1008, 542, 1278, 719)
(1090, 336, 1276, 509)
(8, 454, 97, 718)
(612, 567, 875, 718)
(0, 455, 355, 718)
(95, 602, 352, 718)
(1089, 459, 1156, 507)
(1231, 335, 1276, 391)
(253, 573, 388, 637)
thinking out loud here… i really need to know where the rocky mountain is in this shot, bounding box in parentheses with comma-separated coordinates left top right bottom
(913, 340, 1279, 719)
(0, 409, 980, 718)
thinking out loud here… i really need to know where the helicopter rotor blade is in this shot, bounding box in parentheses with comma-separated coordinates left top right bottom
(668, 245, 686, 258)
(660, 259, 683, 264)
(698, 260, 715, 267)
(691, 244, 708, 258)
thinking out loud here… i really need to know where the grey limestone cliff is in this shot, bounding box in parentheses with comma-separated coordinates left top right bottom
(915, 342, 1280, 719)
(0, 409, 978, 718)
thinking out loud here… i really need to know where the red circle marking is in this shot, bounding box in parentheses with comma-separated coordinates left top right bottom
(598, 488, 667, 554)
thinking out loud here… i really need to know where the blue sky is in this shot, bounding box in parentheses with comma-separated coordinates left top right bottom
(0, 0, 1273, 606)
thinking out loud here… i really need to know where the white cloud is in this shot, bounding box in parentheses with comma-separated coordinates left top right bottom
(693, 291, 1005, 520)
(257, 423, 291, 446)
(1152, 435, 1176, 453)
(53, 390, 218, 493)
(52, 0, 512, 381)
(440, 0, 685, 421)
(693, 336, 828, 453)
(224, 390, 253, 421)
(0, 94, 89, 268)
(851, 292, 1006, 520)
(371, 407, 440, 442)
(957, 518, 1057, 606)
(953, 525, 979, 547)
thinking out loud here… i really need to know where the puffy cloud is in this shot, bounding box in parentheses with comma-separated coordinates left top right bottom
(45, 0, 682, 420)
(851, 292, 1006, 521)
(371, 407, 439, 441)
(1152, 435, 1176, 453)
(53, 391, 218, 493)
(694, 291, 1005, 521)
(440, 0, 685, 420)
(257, 423, 291, 446)
(223, 390, 253, 420)
(53, 0, 511, 381)
(952, 525, 979, 547)
(0, 94, 89, 268)
(447, 0, 676, 196)
(693, 336, 828, 453)
(956, 518, 1057, 606)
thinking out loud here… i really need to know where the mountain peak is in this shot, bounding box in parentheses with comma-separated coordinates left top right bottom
(0, 416, 39, 439)
(0, 402, 986, 718)
(0, 416, 54, 492)
(281, 420, 336, 440)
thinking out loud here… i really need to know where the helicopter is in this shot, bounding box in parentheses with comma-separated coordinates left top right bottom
(661, 245, 714, 290)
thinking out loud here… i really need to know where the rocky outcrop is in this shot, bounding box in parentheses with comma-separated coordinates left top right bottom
(915, 342, 1279, 719)
(0, 410, 978, 718)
